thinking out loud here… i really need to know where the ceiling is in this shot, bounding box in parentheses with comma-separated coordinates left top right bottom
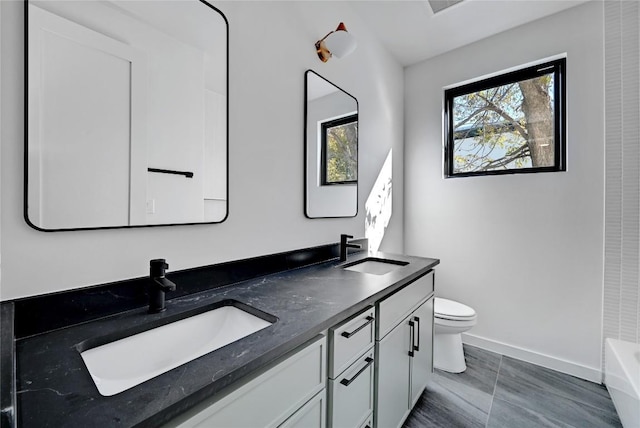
(348, 0, 590, 66)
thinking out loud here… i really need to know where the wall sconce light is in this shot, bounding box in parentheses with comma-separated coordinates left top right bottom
(315, 22, 357, 62)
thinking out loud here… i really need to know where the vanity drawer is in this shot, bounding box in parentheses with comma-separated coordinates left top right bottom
(329, 307, 375, 379)
(169, 336, 326, 428)
(328, 348, 375, 428)
(377, 271, 433, 339)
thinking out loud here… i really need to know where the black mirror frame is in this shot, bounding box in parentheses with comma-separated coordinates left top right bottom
(23, 0, 229, 231)
(304, 70, 359, 219)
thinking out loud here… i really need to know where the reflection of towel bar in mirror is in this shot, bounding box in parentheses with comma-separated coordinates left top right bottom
(147, 168, 194, 178)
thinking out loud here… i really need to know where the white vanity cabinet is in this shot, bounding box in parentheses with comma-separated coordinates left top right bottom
(374, 272, 435, 428)
(328, 307, 376, 428)
(163, 270, 435, 428)
(165, 336, 327, 428)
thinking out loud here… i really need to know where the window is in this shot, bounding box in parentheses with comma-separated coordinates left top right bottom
(321, 114, 358, 185)
(444, 58, 566, 177)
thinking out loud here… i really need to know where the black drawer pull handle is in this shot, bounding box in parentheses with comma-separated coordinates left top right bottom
(341, 316, 374, 338)
(414, 316, 420, 352)
(340, 357, 374, 386)
(408, 320, 415, 357)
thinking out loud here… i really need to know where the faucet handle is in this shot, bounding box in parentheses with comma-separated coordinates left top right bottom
(150, 258, 168, 277)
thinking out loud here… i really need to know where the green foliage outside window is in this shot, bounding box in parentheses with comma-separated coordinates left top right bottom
(322, 115, 358, 184)
(445, 59, 565, 177)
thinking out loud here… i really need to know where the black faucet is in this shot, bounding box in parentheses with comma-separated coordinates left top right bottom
(340, 234, 361, 262)
(148, 259, 176, 313)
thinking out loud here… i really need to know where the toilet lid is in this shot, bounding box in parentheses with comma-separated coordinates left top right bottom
(434, 298, 476, 320)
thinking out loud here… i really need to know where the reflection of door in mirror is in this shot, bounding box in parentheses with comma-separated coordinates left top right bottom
(305, 70, 358, 218)
(25, 0, 228, 231)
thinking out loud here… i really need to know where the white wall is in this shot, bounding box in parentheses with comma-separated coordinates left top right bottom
(0, 0, 404, 299)
(404, 2, 605, 381)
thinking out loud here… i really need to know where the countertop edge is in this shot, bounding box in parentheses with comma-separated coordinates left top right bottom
(0, 302, 16, 428)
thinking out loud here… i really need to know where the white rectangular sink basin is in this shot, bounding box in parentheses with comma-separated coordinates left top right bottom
(343, 258, 409, 275)
(80, 303, 274, 396)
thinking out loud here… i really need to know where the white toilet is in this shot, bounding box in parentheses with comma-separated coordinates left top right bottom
(434, 297, 477, 373)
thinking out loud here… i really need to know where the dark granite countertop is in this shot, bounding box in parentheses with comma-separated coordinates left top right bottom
(12, 251, 438, 427)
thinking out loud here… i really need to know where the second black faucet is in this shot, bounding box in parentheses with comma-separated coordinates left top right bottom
(340, 234, 361, 262)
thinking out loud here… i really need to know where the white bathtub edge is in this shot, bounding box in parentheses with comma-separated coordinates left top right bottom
(604, 338, 640, 428)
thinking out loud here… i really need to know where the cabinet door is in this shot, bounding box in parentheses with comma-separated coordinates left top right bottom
(375, 318, 411, 428)
(167, 337, 326, 428)
(410, 297, 434, 407)
(358, 413, 373, 428)
(279, 390, 326, 428)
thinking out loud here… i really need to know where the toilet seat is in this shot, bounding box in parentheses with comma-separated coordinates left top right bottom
(435, 297, 477, 321)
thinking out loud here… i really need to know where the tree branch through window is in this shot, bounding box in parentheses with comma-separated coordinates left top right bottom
(444, 58, 566, 177)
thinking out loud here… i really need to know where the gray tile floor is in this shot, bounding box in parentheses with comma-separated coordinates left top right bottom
(403, 345, 623, 428)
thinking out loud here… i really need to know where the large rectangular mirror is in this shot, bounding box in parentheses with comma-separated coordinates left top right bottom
(305, 70, 358, 218)
(25, 0, 228, 231)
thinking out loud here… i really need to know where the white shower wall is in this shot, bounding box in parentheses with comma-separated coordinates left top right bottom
(603, 0, 640, 349)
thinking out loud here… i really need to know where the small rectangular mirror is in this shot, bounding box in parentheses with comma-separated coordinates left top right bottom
(25, 0, 228, 231)
(305, 70, 358, 218)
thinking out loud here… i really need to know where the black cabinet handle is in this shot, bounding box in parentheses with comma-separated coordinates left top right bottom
(408, 320, 415, 357)
(414, 316, 420, 352)
(341, 316, 374, 338)
(340, 357, 374, 386)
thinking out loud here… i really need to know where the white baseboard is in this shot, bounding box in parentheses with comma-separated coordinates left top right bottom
(462, 333, 603, 384)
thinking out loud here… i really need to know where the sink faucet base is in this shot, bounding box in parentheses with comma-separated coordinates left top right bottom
(340, 234, 362, 262)
(148, 259, 176, 313)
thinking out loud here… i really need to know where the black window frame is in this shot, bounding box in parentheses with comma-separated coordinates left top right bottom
(444, 58, 566, 178)
(321, 113, 358, 185)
